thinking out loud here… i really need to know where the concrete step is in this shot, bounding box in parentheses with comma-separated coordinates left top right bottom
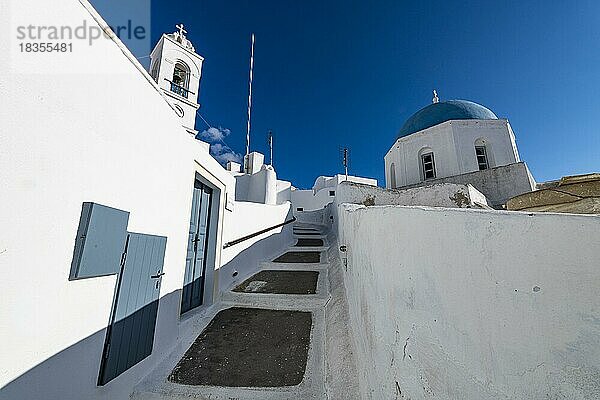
(131, 304, 327, 400)
(132, 223, 333, 400)
(221, 268, 330, 308)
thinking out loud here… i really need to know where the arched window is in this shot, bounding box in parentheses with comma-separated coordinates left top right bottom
(170, 61, 191, 98)
(389, 163, 397, 188)
(172, 61, 190, 89)
(474, 138, 490, 170)
(150, 59, 160, 83)
(419, 148, 436, 181)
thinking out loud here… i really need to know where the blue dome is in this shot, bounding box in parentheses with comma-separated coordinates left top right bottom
(397, 100, 498, 139)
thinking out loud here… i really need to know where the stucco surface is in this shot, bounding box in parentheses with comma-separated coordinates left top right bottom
(400, 162, 536, 207)
(291, 174, 377, 214)
(335, 181, 489, 209)
(337, 204, 600, 399)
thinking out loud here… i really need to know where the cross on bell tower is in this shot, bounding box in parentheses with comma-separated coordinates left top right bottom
(175, 24, 187, 39)
(148, 24, 204, 136)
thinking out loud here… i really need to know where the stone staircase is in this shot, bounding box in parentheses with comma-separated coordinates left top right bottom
(132, 222, 357, 400)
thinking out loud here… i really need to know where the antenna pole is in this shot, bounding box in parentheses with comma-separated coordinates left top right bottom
(267, 130, 273, 166)
(245, 33, 255, 173)
(342, 147, 349, 181)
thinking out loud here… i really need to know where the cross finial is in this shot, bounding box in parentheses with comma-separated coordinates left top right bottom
(432, 89, 439, 104)
(175, 23, 187, 38)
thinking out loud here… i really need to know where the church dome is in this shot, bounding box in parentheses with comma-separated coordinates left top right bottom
(397, 100, 498, 139)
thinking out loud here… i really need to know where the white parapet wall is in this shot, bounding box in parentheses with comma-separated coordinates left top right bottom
(291, 174, 378, 214)
(336, 204, 600, 399)
(398, 161, 536, 207)
(335, 181, 489, 208)
(219, 201, 294, 291)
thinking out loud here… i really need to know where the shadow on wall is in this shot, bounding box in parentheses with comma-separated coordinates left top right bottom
(1, 210, 297, 400)
(295, 209, 326, 225)
(0, 290, 183, 400)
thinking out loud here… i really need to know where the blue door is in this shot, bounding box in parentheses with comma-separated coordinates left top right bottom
(181, 181, 213, 314)
(98, 232, 167, 385)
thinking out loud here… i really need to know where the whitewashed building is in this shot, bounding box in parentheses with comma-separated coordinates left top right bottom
(384, 96, 536, 206)
(291, 174, 377, 214)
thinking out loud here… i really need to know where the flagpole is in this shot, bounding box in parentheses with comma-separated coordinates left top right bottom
(268, 130, 273, 166)
(245, 33, 255, 173)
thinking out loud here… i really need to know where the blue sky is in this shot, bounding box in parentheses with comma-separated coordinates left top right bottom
(123, 1, 600, 188)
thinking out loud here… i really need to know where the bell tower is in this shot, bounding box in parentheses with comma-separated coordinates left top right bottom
(149, 24, 203, 135)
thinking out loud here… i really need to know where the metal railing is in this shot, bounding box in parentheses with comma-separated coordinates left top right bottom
(164, 79, 194, 99)
(223, 217, 296, 249)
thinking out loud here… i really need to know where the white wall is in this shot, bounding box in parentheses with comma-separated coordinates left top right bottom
(334, 174, 378, 188)
(234, 165, 279, 205)
(245, 151, 265, 174)
(291, 174, 378, 214)
(0, 1, 289, 398)
(276, 179, 292, 204)
(291, 187, 336, 213)
(295, 208, 328, 225)
(312, 176, 339, 192)
(335, 181, 489, 209)
(403, 162, 536, 207)
(219, 201, 293, 291)
(336, 204, 600, 399)
(385, 119, 519, 188)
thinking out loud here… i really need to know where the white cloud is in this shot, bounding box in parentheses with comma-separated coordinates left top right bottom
(216, 151, 243, 164)
(210, 142, 226, 153)
(196, 125, 241, 164)
(210, 142, 242, 164)
(199, 126, 231, 142)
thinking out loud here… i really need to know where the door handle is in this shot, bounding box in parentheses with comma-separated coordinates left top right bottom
(151, 271, 165, 279)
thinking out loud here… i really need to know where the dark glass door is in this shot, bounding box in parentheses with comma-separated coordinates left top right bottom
(181, 181, 213, 314)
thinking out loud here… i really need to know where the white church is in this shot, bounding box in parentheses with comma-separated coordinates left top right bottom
(384, 94, 535, 208)
(1, 1, 599, 400)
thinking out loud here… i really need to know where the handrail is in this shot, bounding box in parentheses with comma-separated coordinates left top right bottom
(223, 217, 296, 249)
(164, 78, 195, 98)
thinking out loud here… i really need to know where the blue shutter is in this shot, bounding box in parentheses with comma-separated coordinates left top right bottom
(98, 232, 167, 385)
(69, 202, 129, 280)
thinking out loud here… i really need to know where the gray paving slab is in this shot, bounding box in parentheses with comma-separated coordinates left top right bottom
(295, 238, 324, 247)
(169, 307, 312, 387)
(273, 251, 321, 263)
(233, 270, 319, 294)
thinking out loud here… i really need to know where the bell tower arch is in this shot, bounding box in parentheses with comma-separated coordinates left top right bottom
(149, 24, 203, 135)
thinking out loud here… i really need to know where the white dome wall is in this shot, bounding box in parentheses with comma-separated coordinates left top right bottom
(385, 119, 520, 188)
